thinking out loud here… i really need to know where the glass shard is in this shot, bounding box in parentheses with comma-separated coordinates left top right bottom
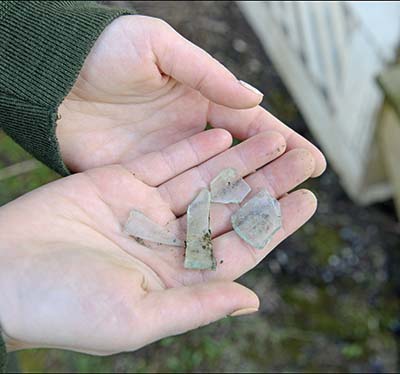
(231, 189, 282, 250)
(210, 168, 251, 204)
(184, 189, 216, 270)
(124, 209, 183, 247)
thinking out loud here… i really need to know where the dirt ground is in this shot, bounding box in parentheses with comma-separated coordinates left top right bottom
(5, 1, 400, 372)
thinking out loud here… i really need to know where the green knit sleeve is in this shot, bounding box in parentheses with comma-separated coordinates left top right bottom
(0, 1, 134, 175)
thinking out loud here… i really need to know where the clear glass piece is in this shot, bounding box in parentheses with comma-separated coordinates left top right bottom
(124, 209, 183, 247)
(184, 189, 216, 270)
(231, 189, 282, 250)
(210, 168, 251, 204)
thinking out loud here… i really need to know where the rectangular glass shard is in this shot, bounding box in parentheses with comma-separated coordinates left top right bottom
(231, 189, 282, 250)
(210, 168, 251, 204)
(124, 209, 183, 247)
(184, 189, 216, 270)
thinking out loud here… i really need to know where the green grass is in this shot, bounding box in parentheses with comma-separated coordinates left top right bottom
(0, 131, 58, 206)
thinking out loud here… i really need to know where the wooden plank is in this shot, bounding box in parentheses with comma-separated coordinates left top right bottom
(237, 1, 393, 205)
(347, 2, 400, 62)
(378, 103, 400, 219)
(296, 1, 322, 83)
(338, 31, 383, 153)
(267, 1, 282, 25)
(352, 85, 383, 164)
(237, 1, 366, 199)
(0, 159, 39, 181)
(329, 2, 348, 88)
(312, 2, 339, 110)
(378, 65, 400, 121)
(283, 1, 301, 52)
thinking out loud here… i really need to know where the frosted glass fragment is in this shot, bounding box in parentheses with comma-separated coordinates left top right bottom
(231, 189, 282, 250)
(184, 189, 216, 270)
(210, 168, 251, 204)
(124, 209, 183, 247)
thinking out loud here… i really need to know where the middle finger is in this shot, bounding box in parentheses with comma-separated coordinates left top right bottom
(172, 147, 315, 238)
(158, 130, 286, 215)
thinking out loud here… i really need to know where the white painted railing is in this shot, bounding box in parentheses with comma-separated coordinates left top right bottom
(238, 1, 400, 204)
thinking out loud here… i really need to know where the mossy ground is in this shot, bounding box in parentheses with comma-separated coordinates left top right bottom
(2, 1, 400, 372)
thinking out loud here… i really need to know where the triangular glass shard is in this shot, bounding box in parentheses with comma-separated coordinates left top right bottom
(184, 189, 216, 270)
(124, 209, 183, 247)
(210, 168, 251, 204)
(231, 189, 282, 250)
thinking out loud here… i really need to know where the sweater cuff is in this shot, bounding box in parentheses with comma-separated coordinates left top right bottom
(0, 1, 134, 175)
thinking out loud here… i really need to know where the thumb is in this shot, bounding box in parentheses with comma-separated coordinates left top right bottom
(137, 281, 260, 344)
(151, 20, 263, 109)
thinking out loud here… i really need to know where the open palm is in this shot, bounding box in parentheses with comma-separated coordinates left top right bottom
(0, 127, 317, 355)
(57, 15, 326, 177)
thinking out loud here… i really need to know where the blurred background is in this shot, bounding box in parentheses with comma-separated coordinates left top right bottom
(2, 1, 400, 372)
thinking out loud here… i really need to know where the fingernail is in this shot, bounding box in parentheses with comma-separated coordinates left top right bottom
(229, 307, 259, 317)
(239, 80, 263, 96)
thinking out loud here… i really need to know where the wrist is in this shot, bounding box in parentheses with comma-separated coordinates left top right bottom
(0, 208, 29, 352)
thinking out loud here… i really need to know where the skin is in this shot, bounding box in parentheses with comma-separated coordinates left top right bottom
(57, 15, 326, 176)
(0, 15, 324, 355)
(0, 129, 317, 354)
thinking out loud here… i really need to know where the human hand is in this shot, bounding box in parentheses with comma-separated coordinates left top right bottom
(0, 129, 317, 355)
(57, 15, 326, 176)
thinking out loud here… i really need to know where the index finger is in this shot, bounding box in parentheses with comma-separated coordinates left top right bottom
(150, 18, 263, 109)
(208, 103, 327, 177)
